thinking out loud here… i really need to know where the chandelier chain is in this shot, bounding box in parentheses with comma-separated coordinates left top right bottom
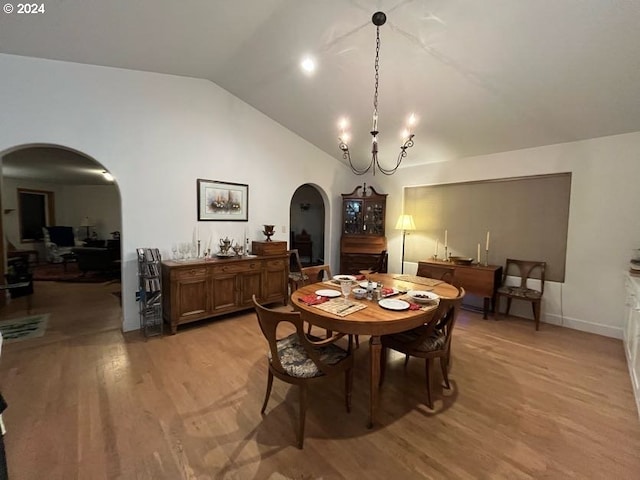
(373, 26, 380, 122)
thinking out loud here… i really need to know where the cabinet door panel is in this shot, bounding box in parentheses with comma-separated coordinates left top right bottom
(212, 274, 236, 311)
(263, 267, 287, 302)
(239, 271, 263, 306)
(176, 277, 208, 319)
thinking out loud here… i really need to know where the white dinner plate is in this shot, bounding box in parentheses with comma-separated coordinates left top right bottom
(315, 289, 341, 298)
(378, 298, 410, 311)
(332, 275, 357, 283)
(359, 281, 371, 288)
(407, 290, 439, 304)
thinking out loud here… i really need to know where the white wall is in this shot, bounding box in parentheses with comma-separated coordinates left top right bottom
(381, 132, 640, 338)
(0, 54, 355, 331)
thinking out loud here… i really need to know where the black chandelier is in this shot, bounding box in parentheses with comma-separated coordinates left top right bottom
(338, 11, 417, 176)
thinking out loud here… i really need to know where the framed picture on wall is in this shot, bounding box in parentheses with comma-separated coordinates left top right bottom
(197, 179, 249, 221)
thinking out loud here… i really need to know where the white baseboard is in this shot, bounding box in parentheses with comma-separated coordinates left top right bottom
(544, 312, 623, 339)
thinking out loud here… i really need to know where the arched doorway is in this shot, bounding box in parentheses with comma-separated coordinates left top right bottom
(0, 144, 123, 335)
(289, 184, 325, 266)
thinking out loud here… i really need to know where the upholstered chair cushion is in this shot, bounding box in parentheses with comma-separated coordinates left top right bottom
(497, 286, 542, 299)
(386, 327, 447, 353)
(270, 333, 349, 378)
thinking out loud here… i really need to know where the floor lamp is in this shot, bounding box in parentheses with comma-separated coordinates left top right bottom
(395, 214, 416, 274)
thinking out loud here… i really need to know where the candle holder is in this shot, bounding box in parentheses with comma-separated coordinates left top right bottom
(484, 249, 489, 267)
(444, 246, 449, 262)
(432, 254, 438, 261)
(197, 240, 201, 258)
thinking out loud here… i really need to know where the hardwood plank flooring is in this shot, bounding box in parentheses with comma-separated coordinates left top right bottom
(0, 281, 639, 479)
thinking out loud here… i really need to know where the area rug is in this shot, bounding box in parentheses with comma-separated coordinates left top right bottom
(32, 262, 118, 283)
(0, 314, 49, 343)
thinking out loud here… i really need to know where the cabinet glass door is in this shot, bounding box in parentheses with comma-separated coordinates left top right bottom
(343, 200, 363, 234)
(363, 200, 384, 235)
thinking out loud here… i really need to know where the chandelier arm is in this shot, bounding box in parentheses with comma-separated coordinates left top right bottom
(376, 135, 416, 175)
(340, 142, 375, 175)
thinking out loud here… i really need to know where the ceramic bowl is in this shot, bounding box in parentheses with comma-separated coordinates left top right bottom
(407, 290, 440, 304)
(352, 287, 367, 299)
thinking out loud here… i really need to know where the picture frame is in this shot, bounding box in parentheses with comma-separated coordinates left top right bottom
(197, 179, 249, 221)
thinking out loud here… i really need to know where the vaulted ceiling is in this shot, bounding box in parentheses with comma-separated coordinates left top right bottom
(2, 0, 640, 180)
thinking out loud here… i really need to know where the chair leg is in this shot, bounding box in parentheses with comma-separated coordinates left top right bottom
(298, 384, 308, 449)
(345, 368, 353, 413)
(533, 301, 540, 331)
(379, 346, 387, 386)
(261, 370, 274, 414)
(505, 297, 512, 317)
(440, 355, 450, 389)
(425, 359, 433, 409)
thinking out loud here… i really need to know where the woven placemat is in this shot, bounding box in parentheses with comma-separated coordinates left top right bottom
(313, 298, 367, 317)
(393, 275, 442, 287)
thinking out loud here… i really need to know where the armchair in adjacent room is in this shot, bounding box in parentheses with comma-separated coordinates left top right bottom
(42, 226, 82, 263)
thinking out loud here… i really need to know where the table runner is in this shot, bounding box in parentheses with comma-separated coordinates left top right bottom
(393, 275, 443, 287)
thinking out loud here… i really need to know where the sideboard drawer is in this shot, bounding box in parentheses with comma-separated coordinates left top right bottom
(212, 261, 261, 275)
(175, 267, 207, 279)
(265, 259, 286, 269)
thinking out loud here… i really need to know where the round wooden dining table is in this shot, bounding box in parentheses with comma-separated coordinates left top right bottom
(290, 273, 459, 428)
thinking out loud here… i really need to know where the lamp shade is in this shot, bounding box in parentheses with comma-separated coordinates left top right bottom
(395, 214, 416, 231)
(80, 216, 94, 227)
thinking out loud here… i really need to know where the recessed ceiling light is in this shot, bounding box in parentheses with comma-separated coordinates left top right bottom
(300, 56, 316, 74)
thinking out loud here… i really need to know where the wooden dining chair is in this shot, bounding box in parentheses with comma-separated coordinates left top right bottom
(253, 295, 353, 449)
(380, 287, 465, 409)
(496, 259, 546, 330)
(368, 250, 388, 273)
(300, 264, 332, 285)
(287, 249, 307, 293)
(416, 261, 455, 283)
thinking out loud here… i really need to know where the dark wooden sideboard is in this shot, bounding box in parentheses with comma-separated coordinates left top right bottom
(418, 260, 502, 319)
(161, 254, 288, 334)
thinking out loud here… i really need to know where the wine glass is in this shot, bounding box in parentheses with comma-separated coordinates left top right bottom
(340, 280, 352, 300)
(171, 244, 178, 260)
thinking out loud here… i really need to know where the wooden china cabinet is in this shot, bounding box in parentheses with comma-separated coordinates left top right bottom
(340, 184, 387, 275)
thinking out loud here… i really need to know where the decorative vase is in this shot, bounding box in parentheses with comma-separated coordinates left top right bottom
(262, 224, 275, 242)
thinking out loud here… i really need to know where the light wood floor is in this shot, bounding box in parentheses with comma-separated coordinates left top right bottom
(0, 281, 639, 479)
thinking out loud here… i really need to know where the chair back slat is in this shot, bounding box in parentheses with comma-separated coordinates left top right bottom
(252, 295, 348, 377)
(288, 249, 303, 274)
(503, 259, 546, 294)
(300, 264, 332, 285)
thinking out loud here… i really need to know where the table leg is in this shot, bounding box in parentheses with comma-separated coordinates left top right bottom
(483, 297, 490, 319)
(368, 335, 381, 429)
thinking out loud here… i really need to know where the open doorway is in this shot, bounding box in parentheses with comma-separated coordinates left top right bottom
(1, 144, 123, 337)
(289, 184, 325, 266)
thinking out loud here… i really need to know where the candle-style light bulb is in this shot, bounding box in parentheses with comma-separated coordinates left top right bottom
(408, 113, 417, 128)
(401, 129, 410, 143)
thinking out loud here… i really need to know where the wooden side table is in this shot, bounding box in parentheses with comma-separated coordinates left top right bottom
(418, 260, 502, 319)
